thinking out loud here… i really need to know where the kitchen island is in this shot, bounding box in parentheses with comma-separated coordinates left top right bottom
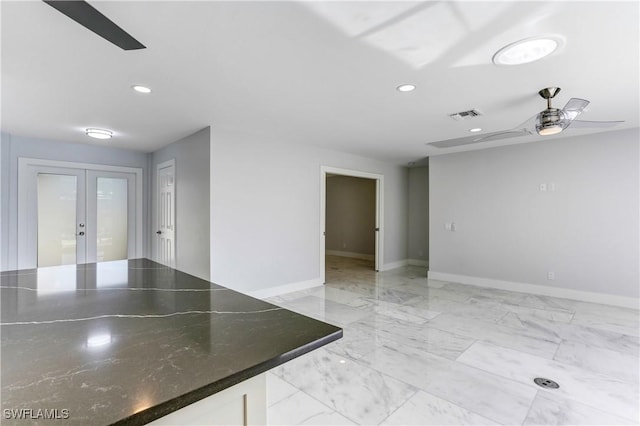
(1, 259, 342, 425)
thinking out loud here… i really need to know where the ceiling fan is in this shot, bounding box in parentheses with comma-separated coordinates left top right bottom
(429, 87, 624, 148)
(43, 0, 145, 51)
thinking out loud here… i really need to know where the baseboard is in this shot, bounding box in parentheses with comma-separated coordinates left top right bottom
(428, 271, 639, 310)
(408, 259, 429, 267)
(326, 250, 375, 261)
(247, 278, 324, 299)
(379, 259, 409, 271)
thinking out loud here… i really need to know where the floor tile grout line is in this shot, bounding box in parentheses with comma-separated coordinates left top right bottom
(273, 350, 414, 425)
(374, 387, 419, 426)
(520, 389, 540, 425)
(368, 365, 506, 426)
(352, 343, 521, 425)
(270, 369, 360, 424)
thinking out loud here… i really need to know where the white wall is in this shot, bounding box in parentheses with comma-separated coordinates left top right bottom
(326, 175, 376, 256)
(407, 166, 429, 266)
(429, 128, 639, 301)
(0, 133, 150, 271)
(151, 127, 210, 280)
(210, 129, 408, 294)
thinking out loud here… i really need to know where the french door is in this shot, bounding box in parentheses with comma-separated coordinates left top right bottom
(17, 159, 142, 269)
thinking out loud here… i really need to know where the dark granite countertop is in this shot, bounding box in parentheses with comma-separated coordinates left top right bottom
(1, 259, 342, 425)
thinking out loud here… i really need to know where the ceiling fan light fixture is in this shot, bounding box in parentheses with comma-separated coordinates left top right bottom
(537, 124, 564, 136)
(493, 37, 559, 66)
(86, 128, 113, 139)
(536, 109, 567, 136)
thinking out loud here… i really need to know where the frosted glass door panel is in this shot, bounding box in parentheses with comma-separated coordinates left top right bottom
(96, 177, 128, 262)
(37, 174, 77, 267)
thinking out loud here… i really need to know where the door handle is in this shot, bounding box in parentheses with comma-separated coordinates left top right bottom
(156, 230, 162, 235)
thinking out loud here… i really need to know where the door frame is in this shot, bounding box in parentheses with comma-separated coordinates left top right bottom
(17, 157, 143, 269)
(320, 166, 384, 283)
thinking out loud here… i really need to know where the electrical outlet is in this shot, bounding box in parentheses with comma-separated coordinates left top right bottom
(547, 272, 555, 281)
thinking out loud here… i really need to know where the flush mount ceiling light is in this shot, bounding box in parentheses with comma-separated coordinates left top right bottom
(396, 84, 416, 92)
(86, 128, 113, 139)
(131, 85, 151, 94)
(492, 37, 559, 65)
(469, 127, 482, 133)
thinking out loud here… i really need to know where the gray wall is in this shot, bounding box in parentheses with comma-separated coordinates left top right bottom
(326, 175, 376, 256)
(0, 132, 150, 270)
(1, 133, 10, 270)
(210, 128, 408, 293)
(151, 127, 210, 280)
(429, 128, 639, 298)
(408, 166, 429, 264)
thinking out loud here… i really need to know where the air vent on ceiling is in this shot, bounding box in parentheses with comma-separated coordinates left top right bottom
(449, 109, 482, 121)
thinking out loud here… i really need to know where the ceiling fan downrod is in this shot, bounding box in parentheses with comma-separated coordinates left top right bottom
(538, 87, 561, 109)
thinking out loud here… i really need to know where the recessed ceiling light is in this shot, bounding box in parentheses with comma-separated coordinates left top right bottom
(493, 37, 559, 66)
(131, 85, 151, 94)
(396, 84, 416, 92)
(86, 128, 113, 139)
(469, 127, 482, 133)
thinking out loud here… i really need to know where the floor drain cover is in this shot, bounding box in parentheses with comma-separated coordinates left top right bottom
(534, 377, 560, 389)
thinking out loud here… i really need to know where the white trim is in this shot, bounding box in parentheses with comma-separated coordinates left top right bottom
(408, 259, 429, 267)
(380, 259, 409, 271)
(325, 250, 375, 261)
(247, 278, 324, 299)
(320, 166, 384, 283)
(428, 271, 640, 310)
(18, 157, 142, 175)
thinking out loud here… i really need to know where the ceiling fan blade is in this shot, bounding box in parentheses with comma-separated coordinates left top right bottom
(472, 129, 532, 143)
(428, 129, 531, 148)
(562, 98, 589, 121)
(567, 119, 624, 129)
(43, 1, 145, 50)
(513, 114, 538, 131)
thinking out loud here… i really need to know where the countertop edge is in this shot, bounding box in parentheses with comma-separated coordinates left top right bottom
(113, 328, 343, 425)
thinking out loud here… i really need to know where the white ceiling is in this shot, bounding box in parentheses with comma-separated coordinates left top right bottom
(2, 1, 638, 164)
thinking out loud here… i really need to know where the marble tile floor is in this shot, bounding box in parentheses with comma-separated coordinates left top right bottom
(265, 256, 639, 425)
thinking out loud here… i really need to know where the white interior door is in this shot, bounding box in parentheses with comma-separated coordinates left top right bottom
(156, 160, 176, 268)
(28, 168, 87, 268)
(18, 159, 141, 269)
(86, 170, 136, 263)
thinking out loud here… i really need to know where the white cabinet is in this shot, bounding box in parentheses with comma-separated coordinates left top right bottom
(148, 373, 266, 426)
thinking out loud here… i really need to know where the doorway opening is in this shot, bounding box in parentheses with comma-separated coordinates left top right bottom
(320, 166, 384, 284)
